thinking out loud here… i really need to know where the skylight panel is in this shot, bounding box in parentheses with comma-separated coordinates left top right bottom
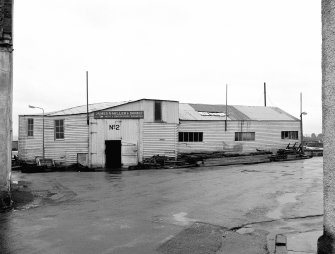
(198, 112, 225, 117)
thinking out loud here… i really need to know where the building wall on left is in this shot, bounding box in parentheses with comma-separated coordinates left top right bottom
(0, 49, 13, 207)
(19, 114, 89, 166)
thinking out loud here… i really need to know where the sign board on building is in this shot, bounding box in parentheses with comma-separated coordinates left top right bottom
(94, 111, 144, 119)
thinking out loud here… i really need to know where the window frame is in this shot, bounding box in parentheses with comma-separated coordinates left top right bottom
(154, 101, 162, 122)
(281, 131, 298, 140)
(234, 132, 255, 141)
(178, 132, 204, 142)
(27, 118, 34, 137)
(54, 119, 65, 140)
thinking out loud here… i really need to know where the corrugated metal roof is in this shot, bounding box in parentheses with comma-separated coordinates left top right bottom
(187, 104, 249, 120)
(22, 99, 178, 117)
(22, 99, 298, 121)
(271, 107, 299, 121)
(179, 104, 232, 121)
(180, 103, 298, 121)
(46, 101, 129, 116)
(233, 105, 299, 121)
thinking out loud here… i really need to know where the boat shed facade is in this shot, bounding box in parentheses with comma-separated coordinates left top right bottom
(19, 99, 179, 168)
(18, 99, 301, 168)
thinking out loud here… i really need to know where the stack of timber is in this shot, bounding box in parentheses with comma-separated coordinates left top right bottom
(129, 155, 194, 170)
(131, 151, 273, 170)
(179, 151, 273, 167)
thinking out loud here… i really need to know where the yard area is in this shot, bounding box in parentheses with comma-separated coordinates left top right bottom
(0, 157, 323, 253)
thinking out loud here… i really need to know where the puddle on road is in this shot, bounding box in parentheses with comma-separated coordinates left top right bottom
(266, 193, 299, 219)
(172, 212, 196, 226)
(241, 169, 261, 173)
(236, 226, 255, 234)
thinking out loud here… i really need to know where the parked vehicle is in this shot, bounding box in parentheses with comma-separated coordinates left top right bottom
(304, 141, 323, 156)
(11, 150, 18, 160)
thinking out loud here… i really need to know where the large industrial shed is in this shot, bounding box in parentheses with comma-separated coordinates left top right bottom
(178, 103, 300, 153)
(18, 99, 301, 168)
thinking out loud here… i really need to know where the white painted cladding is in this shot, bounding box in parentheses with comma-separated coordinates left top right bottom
(143, 123, 178, 158)
(90, 99, 179, 167)
(19, 115, 89, 165)
(19, 116, 43, 160)
(18, 99, 301, 169)
(90, 118, 141, 167)
(178, 120, 301, 153)
(100, 100, 179, 124)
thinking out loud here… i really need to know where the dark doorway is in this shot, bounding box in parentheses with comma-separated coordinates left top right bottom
(105, 140, 121, 169)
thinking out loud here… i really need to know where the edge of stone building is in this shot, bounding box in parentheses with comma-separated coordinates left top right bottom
(318, 232, 335, 254)
(318, 231, 335, 254)
(0, 188, 12, 211)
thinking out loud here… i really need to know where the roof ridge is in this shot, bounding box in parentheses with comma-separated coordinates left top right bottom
(45, 101, 131, 116)
(46, 101, 114, 114)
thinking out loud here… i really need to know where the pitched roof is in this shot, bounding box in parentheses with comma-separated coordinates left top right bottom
(188, 104, 249, 120)
(233, 105, 299, 121)
(46, 101, 129, 116)
(22, 99, 298, 121)
(179, 104, 232, 121)
(180, 103, 299, 121)
(23, 99, 179, 117)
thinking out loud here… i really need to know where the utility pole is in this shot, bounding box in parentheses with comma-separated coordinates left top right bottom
(300, 93, 302, 114)
(86, 71, 89, 126)
(0, 0, 13, 209)
(225, 84, 228, 131)
(264, 82, 267, 107)
(299, 93, 307, 154)
(300, 93, 304, 149)
(86, 71, 90, 168)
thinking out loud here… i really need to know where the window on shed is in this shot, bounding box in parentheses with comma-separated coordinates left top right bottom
(199, 132, 203, 142)
(194, 132, 199, 142)
(178, 132, 183, 142)
(189, 132, 194, 142)
(235, 132, 255, 141)
(183, 132, 188, 142)
(281, 131, 298, 140)
(55, 119, 64, 140)
(178, 132, 203, 142)
(154, 101, 162, 121)
(27, 118, 34, 137)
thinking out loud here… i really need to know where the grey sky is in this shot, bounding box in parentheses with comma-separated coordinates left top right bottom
(13, 0, 321, 138)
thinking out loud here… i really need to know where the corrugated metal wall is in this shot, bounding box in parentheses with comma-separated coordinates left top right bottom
(178, 120, 301, 153)
(99, 100, 179, 124)
(90, 118, 140, 167)
(19, 116, 43, 160)
(142, 100, 179, 124)
(19, 115, 89, 165)
(91, 100, 179, 167)
(142, 123, 178, 158)
(19, 100, 180, 168)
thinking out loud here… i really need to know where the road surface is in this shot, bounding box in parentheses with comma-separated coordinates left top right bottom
(0, 157, 323, 253)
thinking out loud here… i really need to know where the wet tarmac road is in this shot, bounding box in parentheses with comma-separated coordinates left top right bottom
(0, 157, 323, 253)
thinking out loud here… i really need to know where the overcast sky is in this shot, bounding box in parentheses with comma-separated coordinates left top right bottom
(13, 0, 322, 138)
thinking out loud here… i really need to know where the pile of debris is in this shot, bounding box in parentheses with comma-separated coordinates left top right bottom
(178, 150, 272, 163)
(130, 150, 273, 170)
(269, 143, 309, 161)
(129, 155, 194, 170)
